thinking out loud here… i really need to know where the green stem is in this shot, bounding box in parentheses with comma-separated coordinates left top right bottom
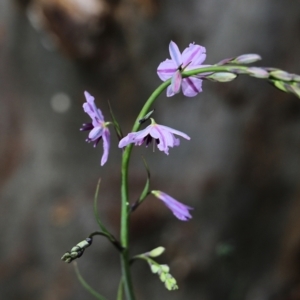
(183, 65, 248, 77)
(119, 64, 250, 300)
(120, 80, 170, 300)
(73, 262, 108, 300)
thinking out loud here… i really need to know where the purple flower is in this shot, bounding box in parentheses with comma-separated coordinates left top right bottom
(118, 119, 190, 155)
(80, 91, 110, 166)
(151, 190, 193, 221)
(157, 41, 207, 97)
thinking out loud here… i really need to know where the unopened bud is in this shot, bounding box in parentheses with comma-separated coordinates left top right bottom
(207, 72, 237, 82)
(289, 84, 300, 98)
(247, 67, 269, 78)
(272, 80, 287, 92)
(270, 70, 293, 81)
(235, 54, 262, 64)
(216, 57, 234, 65)
(148, 247, 165, 258)
(150, 264, 160, 274)
(160, 264, 170, 273)
(292, 74, 300, 82)
(61, 238, 93, 263)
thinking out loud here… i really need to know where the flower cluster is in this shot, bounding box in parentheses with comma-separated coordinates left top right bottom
(69, 38, 300, 298)
(80, 86, 194, 220)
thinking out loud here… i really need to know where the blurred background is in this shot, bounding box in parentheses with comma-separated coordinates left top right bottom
(1, 0, 300, 299)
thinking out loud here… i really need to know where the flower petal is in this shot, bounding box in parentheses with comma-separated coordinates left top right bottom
(118, 126, 152, 148)
(132, 126, 152, 141)
(118, 133, 135, 148)
(88, 126, 103, 141)
(170, 70, 182, 95)
(159, 125, 191, 140)
(84, 91, 95, 104)
(157, 59, 177, 81)
(152, 191, 193, 221)
(181, 77, 202, 97)
(83, 91, 104, 122)
(182, 43, 206, 67)
(156, 128, 178, 154)
(101, 129, 110, 166)
(166, 85, 176, 97)
(169, 41, 182, 67)
(150, 126, 168, 153)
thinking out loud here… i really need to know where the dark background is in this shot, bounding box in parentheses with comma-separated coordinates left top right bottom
(1, 0, 300, 299)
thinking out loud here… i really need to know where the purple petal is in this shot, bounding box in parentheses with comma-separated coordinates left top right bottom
(95, 108, 104, 123)
(162, 129, 181, 149)
(88, 126, 103, 141)
(153, 191, 193, 221)
(149, 126, 167, 153)
(173, 137, 180, 146)
(118, 126, 152, 148)
(159, 125, 191, 140)
(101, 129, 110, 166)
(166, 85, 176, 97)
(155, 127, 177, 154)
(118, 133, 135, 148)
(182, 43, 206, 67)
(83, 102, 95, 119)
(169, 41, 182, 67)
(84, 91, 95, 104)
(132, 126, 152, 141)
(170, 70, 182, 95)
(182, 77, 202, 97)
(83, 91, 104, 123)
(157, 59, 177, 81)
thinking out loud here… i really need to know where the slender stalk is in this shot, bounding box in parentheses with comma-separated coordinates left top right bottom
(120, 80, 170, 300)
(183, 65, 248, 77)
(119, 64, 251, 300)
(73, 262, 108, 300)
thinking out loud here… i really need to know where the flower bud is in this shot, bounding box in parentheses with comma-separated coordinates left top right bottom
(247, 67, 269, 78)
(148, 247, 165, 258)
(150, 264, 160, 274)
(270, 70, 293, 81)
(216, 57, 234, 65)
(206, 72, 237, 82)
(235, 54, 262, 64)
(289, 84, 300, 97)
(272, 80, 287, 92)
(292, 74, 300, 82)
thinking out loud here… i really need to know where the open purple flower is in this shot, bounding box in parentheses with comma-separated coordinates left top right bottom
(80, 91, 110, 166)
(151, 190, 193, 221)
(118, 119, 190, 155)
(157, 41, 207, 97)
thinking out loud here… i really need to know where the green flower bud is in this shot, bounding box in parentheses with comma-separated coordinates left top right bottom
(270, 70, 293, 81)
(207, 72, 237, 82)
(292, 74, 300, 82)
(61, 238, 93, 263)
(150, 264, 160, 274)
(148, 247, 165, 258)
